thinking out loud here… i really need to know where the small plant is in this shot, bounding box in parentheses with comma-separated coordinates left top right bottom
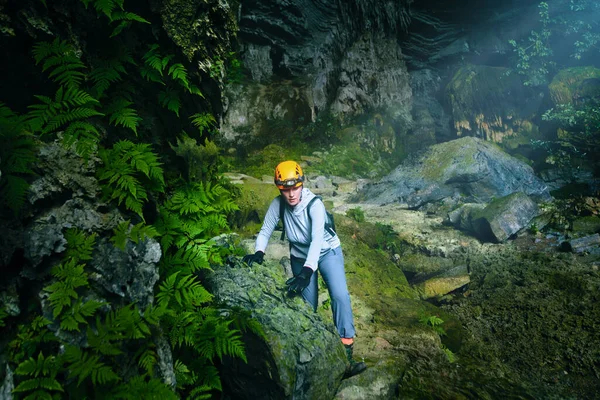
(418, 312, 457, 363)
(346, 207, 365, 223)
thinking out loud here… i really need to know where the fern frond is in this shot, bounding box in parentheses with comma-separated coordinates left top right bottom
(87, 316, 124, 356)
(111, 10, 150, 24)
(44, 106, 103, 134)
(142, 44, 170, 75)
(60, 299, 104, 332)
(112, 376, 178, 400)
(64, 228, 97, 262)
(64, 345, 120, 385)
(158, 88, 181, 116)
(90, 0, 118, 19)
(137, 349, 157, 376)
(104, 97, 140, 134)
(89, 59, 126, 96)
(112, 304, 151, 339)
(14, 352, 63, 396)
(168, 63, 189, 89)
(45, 259, 88, 318)
(140, 65, 164, 84)
(62, 121, 101, 158)
(190, 113, 216, 135)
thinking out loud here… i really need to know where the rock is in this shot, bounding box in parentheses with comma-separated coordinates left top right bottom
(89, 237, 161, 309)
(205, 260, 347, 400)
(447, 203, 486, 232)
(0, 365, 13, 400)
(560, 234, 600, 254)
(357, 136, 551, 209)
(412, 265, 470, 299)
(572, 216, 600, 235)
(470, 192, 540, 243)
(548, 66, 600, 105)
(334, 359, 402, 400)
(445, 64, 543, 148)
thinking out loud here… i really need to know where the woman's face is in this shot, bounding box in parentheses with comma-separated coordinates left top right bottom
(280, 185, 302, 207)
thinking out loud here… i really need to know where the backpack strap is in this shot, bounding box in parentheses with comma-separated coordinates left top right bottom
(279, 195, 335, 241)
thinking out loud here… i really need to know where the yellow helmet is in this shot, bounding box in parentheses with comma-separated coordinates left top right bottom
(274, 161, 304, 189)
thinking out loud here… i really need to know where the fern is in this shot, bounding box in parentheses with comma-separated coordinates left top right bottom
(168, 63, 189, 89)
(13, 352, 63, 398)
(44, 259, 88, 318)
(63, 345, 120, 385)
(60, 298, 104, 332)
(110, 304, 151, 340)
(111, 220, 158, 250)
(111, 376, 178, 400)
(64, 228, 97, 262)
(9, 316, 56, 365)
(104, 97, 141, 134)
(190, 113, 216, 135)
(158, 88, 181, 116)
(32, 38, 87, 88)
(89, 58, 127, 97)
(62, 120, 101, 158)
(156, 272, 213, 311)
(98, 140, 164, 218)
(195, 318, 247, 363)
(137, 348, 157, 376)
(0, 103, 37, 213)
(142, 44, 171, 77)
(27, 85, 102, 136)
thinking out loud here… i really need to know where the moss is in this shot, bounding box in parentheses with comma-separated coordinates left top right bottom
(548, 66, 600, 105)
(420, 136, 480, 181)
(231, 181, 280, 232)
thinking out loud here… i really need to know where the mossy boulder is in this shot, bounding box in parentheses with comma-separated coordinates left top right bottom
(206, 259, 347, 400)
(445, 64, 543, 148)
(548, 66, 600, 105)
(357, 136, 551, 209)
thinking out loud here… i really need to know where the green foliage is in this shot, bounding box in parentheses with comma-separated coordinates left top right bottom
(537, 101, 600, 177)
(346, 207, 365, 223)
(64, 345, 120, 385)
(509, 1, 600, 86)
(105, 97, 141, 135)
(0, 103, 37, 214)
(32, 38, 87, 88)
(141, 44, 203, 116)
(111, 220, 158, 250)
(418, 313, 447, 337)
(190, 112, 217, 135)
(64, 228, 97, 262)
(13, 352, 64, 399)
(170, 132, 221, 182)
(98, 140, 164, 219)
(155, 181, 237, 273)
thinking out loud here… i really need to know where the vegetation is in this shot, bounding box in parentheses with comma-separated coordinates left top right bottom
(0, 0, 254, 398)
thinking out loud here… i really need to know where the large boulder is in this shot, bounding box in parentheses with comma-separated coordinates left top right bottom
(449, 192, 540, 243)
(355, 136, 551, 209)
(205, 260, 348, 400)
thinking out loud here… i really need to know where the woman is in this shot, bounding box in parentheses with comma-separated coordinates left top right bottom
(243, 160, 366, 378)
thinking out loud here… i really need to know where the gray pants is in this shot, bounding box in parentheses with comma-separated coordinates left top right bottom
(291, 246, 356, 339)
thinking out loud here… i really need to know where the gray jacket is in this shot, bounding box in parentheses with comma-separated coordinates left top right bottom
(255, 188, 340, 270)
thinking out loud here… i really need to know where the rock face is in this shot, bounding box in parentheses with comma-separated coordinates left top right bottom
(448, 192, 541, 243)
(205, 260, 347, 400)
(356, 136, 551, 209)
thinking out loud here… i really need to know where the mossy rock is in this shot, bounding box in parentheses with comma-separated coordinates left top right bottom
(231, 181, 280, 232)
(572, 215, 600, 235)
(548, 66, 600, 105)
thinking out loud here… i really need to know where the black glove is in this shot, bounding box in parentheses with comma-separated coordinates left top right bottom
(242, 251, 264, 267)
(286, 267, 314, 293)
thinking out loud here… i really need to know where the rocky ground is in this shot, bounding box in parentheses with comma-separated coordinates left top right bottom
(228, 168, 600, 399)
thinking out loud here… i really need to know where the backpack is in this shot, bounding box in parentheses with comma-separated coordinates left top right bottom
(279, 195, 336, 241)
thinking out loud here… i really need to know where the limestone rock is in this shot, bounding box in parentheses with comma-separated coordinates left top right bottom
(334, 359, 402, 400)
(90, 237, 161, 309)
(205, 260, 347, 400)
(471, 192, 540, 243)
(412, 265, 470, 299)
(356, 136, 551, 209)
